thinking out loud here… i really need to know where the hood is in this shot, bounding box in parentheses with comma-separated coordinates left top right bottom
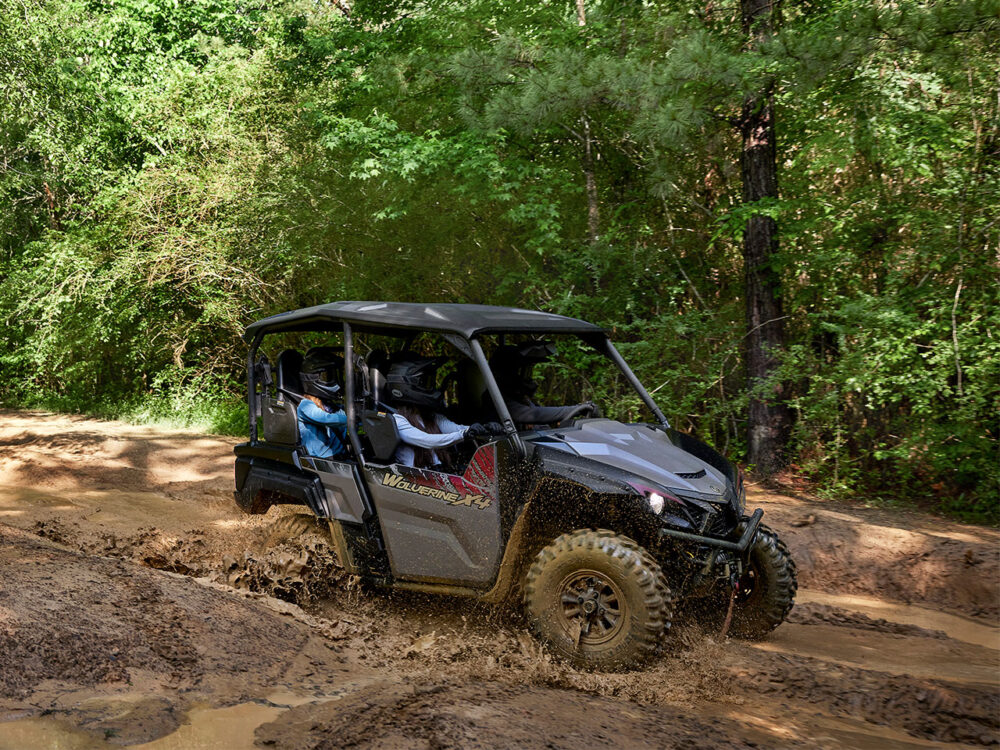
(525, 419, 731, 500)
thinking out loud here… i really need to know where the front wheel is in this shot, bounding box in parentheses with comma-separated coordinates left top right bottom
(727, 524, 797, 639)
(523, 529, 672, 671)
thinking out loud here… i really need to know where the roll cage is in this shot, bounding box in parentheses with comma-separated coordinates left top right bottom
(244, 302, 670, 465)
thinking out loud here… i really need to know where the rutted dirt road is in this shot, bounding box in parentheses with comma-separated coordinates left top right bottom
(0, 409, 997, 749)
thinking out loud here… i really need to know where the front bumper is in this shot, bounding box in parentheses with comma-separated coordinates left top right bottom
(658, 508, 763, 553)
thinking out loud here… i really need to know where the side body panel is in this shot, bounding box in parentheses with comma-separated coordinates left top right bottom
(365, 444, 503, 586)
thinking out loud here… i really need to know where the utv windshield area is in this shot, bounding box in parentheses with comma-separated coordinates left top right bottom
(473, 334, 665, 430)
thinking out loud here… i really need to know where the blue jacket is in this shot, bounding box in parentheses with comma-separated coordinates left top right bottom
(297, 398, 348, 458)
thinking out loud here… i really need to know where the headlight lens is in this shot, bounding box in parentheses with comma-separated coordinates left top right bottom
(628, 481, 678, 516)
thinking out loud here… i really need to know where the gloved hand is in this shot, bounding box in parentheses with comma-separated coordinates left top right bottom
(465, 423, 489, 438)
(583, 401, 602, 418)
(484, 421, 506, 435)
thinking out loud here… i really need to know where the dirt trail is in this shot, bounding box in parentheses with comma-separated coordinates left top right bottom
(0, 409, 997, 749)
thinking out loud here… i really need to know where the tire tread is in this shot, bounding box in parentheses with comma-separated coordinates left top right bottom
(523, 528, 672, 670)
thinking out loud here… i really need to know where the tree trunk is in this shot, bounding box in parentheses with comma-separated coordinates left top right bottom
(577, 1, 600, 244)
(740, 0, 792, 475)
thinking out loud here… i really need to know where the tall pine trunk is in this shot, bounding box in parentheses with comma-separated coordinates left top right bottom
(740, 0, 792, 475)
(577, 0, 600, 244)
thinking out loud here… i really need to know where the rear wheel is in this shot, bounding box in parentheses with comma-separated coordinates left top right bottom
(727, 524, 797, 639)
(265, 511, 330, 545)
(523, 529, 672, 670)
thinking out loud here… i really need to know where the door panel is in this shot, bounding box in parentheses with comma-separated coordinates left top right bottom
(365, 444, 501, 586)
(301, 456, 369, 523)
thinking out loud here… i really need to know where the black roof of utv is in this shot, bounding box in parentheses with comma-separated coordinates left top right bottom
(244, 301, 603, 341)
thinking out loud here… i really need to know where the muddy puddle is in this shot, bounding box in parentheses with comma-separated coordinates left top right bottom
(796, 589, 1000, 649)
(0, 410, 998, 748)
(753, 622, 999, 683)
(0, 704, 284, 750)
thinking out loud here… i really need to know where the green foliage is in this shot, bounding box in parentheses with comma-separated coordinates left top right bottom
(1, 0, 997, 521)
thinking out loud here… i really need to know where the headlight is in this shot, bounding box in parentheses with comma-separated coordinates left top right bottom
(628, 481, 678, 516)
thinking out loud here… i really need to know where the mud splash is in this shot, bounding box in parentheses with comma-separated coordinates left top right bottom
(218, 513, 355, 603)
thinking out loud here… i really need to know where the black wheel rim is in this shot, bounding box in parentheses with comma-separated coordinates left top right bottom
(557, 569, 627, 647)
(736, 564, 762, 605)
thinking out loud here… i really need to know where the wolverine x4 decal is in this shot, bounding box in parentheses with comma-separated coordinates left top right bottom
(376, 444, 498, 511)
(380, 473, 492, 509)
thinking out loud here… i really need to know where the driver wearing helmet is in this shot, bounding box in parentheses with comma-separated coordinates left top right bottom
(297, 347, 349, 459)
(386, 354, 499, 470)
(490, 342, 599, 427)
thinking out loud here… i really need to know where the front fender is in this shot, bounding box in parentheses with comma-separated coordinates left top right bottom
(479, 454, 659, 605)
(530, 444, 638, 494)
(516, 446, 663, 547)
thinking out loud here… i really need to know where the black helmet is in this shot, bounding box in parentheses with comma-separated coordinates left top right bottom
(490, 341, 555, 398)
(301, 347, 343, 401)
(385, 355, 446, 410)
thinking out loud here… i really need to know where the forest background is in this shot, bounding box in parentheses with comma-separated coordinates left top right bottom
(1, 0, 997, 521)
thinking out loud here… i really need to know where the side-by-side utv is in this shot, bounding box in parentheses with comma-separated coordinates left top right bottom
(234, 302, 796, 670)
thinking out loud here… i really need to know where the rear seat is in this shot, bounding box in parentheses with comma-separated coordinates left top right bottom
(360, 350, 399, 462)
(275, 349, 305, 403)
(262, 349, 303, 445)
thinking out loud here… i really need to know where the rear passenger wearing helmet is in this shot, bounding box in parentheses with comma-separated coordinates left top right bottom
(297, 347, 348, 458)
(382, 354, 474, 470)
(300, 347, 344, 401)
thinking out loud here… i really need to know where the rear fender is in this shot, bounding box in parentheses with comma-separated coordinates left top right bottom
(234, 456, 328, 516)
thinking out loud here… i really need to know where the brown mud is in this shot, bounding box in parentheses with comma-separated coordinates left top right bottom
(0, 409, 997, 748)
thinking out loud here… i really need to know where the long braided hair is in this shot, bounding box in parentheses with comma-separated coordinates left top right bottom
(397, 405, 456, 471)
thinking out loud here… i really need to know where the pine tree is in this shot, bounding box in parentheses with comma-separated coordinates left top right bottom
(740, 0, 793, 475)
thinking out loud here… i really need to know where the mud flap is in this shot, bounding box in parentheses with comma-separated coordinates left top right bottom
(328, 520, 359, 575)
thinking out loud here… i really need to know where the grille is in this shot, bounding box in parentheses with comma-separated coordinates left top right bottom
(706, 510, 734, 538)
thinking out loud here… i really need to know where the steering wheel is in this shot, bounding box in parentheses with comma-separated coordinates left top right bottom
(555, 403, 599, 428)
